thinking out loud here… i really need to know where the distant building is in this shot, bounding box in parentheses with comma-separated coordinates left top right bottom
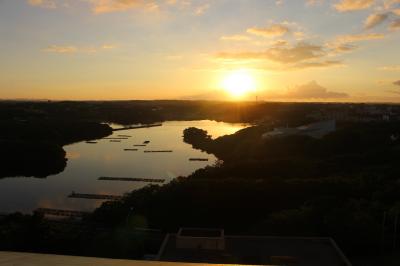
(262, 120, 336, 139)
(157, 227, 352, 266)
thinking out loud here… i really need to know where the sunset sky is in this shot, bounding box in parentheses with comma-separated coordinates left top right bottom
(0, 0, 399, 101)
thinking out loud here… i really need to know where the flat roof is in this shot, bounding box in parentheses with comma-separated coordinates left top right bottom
(0, 252, 262, 266)
(158, 235, 351, 266)
(179, 228, 224, 238)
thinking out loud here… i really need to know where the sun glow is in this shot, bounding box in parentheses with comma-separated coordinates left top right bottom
(222, 70, 256, 98)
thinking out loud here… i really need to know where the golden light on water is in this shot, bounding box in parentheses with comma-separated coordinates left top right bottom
(222, 70, 256, 99)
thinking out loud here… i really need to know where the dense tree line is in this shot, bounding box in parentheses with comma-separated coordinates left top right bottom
(0, 116, 112, 178)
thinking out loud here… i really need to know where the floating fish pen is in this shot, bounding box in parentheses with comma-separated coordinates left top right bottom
(68, 192, 123, 200)
(144, 150, 173, 153)
(143, 140, 150, 144)
(86, 141, 98, 144)
(134, 144, 147, 147)
(118, 135, 132, 137)
(35, 208, 90, 218)
(98, 177, 165, 183)
(110, 140, 122, 142)
(124, 148, 138, 151)
(189, 158, 209, 161)
(113, 123, 162, 131)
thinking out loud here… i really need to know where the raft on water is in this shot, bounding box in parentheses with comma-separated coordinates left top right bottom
(124, 149, 138, 151)
(35, 208, 90, 218)
(143, 140, 150, 144)
(144, 150, 173, 153)
(68, 192, 123, 200)
(98, 177, 165, 183)
(189, 158, 209, 161)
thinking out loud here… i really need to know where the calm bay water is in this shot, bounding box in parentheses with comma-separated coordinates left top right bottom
(0, 120, 247, 213)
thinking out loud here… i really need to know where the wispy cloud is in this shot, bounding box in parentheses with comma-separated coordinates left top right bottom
(220, 35, 251, 41)
(327, 32, 384, 54)
(364, 13, 390, 29)
(43, 44, 116, 54)
(383, 0, 400, 9)
(335, 32, 385, 43)
(379, 65, 400, 71)
(247, 23, 290, 38)
(306, 0, 324, 6)
(89, 0, 154, 14)
(194, 3, 210, 16)
(28, 0, 57, 9)
(389, 19, 400, 30)
(334, 0, 375, 12)
(216, 42, 344, 71)
(43, 45, 77, 53)
(88, 0, 211, 15)
(216, 42, 325, 63)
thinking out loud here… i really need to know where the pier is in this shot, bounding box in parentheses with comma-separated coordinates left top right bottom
(68, 192, 123, 200)
(98, 177, 165, 183)
(134, 144, 147, 147)
(144, 150, 173, 153)
(103, 137, 129, 140)
(113, 123, 162, 131)
(86, 141, 98, 144)
(189, 158, 209, 161)
(35, 208, 90, 218)
(117, 135, 132, 137)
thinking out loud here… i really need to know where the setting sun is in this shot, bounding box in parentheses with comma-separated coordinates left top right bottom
(222, 70, 256, 98)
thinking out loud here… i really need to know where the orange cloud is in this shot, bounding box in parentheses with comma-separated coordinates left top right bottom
(306, 0, 324, 6)
(379, 65, 400, 71)
(28, 0, 57, 9)
(389, 19, 400, 30)
(335, 32, 385, 43)
(364, 13, 389, 29)
(89, 0, 152, 14)
(220, 35, 251, 41)
(217, 43, 325, 64)
(334, 0, 375, 12)
(247, 24, 290, 37)
(43, 45, 77, 53)
(215, 42, 344, 71)
(43, 44, 115, 53)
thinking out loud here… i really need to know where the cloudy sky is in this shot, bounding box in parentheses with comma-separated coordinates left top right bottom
(0, 0, 399, 101)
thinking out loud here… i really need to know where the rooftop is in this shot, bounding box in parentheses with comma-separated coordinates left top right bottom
(158, 234, 351, 266)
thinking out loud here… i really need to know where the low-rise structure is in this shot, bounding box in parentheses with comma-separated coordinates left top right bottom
(262, 120, 336, 139)
(157, 228, 352, 266)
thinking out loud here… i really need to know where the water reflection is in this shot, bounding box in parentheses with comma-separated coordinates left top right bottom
(0, 120, 247, 213)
